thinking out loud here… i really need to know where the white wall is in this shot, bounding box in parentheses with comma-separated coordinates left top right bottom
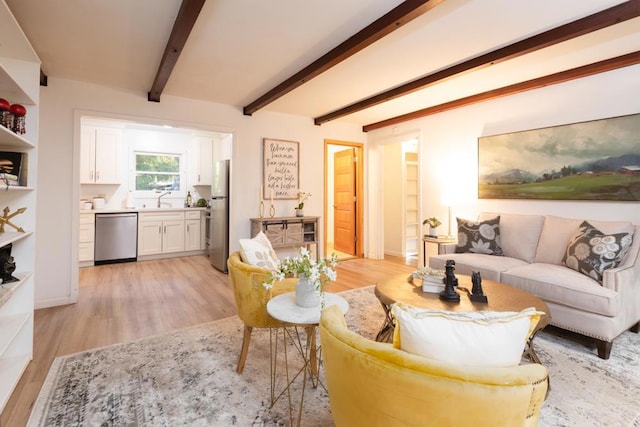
(383, 142, 404, 256)
(36, 77, 365, 308)
(367, 65, 640, 259)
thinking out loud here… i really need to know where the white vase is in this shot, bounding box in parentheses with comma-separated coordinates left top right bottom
(295, 275, 319, 307)
(295, 208, 304, 217)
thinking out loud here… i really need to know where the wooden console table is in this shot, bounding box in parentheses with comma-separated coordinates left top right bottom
(250, 216, 319, 259)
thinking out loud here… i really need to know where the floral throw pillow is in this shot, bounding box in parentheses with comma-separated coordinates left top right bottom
(455, 216, 503, 255)
(563, 221, 634, 284)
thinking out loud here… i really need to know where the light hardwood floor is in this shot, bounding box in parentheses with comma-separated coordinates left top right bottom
(1, 254, 415, 427)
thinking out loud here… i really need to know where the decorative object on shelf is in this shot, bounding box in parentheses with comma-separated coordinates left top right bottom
(423, 216, 442, 237)
(263, 247, 339, 308)
(0, 206, 26, 233)
(470, 271, 488, 303)
(0, 243, 18, 284)
(258, 185, 265, 217)
(0, 98, 12, 129)
(295, 190, 310, 217)
(0, 151, 25, 187)
(266, 187, 275, 217)
(9, 103, 26, 134)
(196, 198, 207, 207)
(439, 259, 460, 302)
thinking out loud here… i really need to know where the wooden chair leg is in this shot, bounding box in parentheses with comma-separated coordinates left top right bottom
(237, 325, 253, 373)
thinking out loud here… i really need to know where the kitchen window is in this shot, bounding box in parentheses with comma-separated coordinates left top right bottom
(134, 152, 183, 192)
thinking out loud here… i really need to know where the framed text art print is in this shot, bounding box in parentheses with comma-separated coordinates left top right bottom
(478, 113, 640, 201)
(263, 138, 299, 200)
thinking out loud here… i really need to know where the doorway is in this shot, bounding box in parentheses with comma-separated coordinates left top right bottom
(382, 138, 420, 261)
(324, 140, 364, 260)
(72, 111, 233, 303)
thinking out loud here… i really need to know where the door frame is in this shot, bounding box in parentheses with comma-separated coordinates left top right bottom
(324, 139, 364, 258)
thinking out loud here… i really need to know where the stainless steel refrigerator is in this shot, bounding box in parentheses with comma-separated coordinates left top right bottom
(209, 159, 230, 272)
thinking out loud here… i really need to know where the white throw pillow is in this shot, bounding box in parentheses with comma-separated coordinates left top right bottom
(238, 231, 278, 270)
(391, 304, 542, 367)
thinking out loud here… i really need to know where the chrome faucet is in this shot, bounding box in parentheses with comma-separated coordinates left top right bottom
(156, 191, 171, 208)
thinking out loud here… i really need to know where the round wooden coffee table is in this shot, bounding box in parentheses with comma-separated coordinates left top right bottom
(374, 273, 550, 363)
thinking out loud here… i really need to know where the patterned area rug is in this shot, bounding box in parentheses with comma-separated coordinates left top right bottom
(29, 286, 640, 426)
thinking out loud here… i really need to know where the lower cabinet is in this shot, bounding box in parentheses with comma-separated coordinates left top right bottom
(79, 209, 205, 264)
(185, 210, 203, 251)
(79, 212, 95, 261)
(138, 212, 186, 256)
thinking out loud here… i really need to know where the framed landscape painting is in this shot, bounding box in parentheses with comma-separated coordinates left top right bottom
(478, 113, 640, 201)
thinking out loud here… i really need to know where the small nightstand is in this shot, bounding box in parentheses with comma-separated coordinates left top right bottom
(422, 235, 457, 266)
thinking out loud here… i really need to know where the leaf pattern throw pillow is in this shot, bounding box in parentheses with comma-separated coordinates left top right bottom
(455, 216, 503, 255)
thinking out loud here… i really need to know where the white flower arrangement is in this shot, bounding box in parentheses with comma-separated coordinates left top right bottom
(296, 191, 311, 210)
(264, 247, 338, 291)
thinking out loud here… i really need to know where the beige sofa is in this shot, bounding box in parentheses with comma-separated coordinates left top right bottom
(429, 213, 640, 359)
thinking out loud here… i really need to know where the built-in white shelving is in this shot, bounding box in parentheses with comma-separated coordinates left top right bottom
(404, 152, 419, 256)
(0, 0, 39, 414)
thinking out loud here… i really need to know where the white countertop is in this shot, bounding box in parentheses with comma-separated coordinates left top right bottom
(80, 207, 207, 214)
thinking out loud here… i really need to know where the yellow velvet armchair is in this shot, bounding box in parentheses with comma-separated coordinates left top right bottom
(319, 305, 548, 427)
(227, 251, 296, 373)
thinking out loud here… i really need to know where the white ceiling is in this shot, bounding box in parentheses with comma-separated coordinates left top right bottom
(5, 0, 639, 127)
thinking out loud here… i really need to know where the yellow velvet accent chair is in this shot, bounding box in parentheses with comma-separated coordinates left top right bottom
(319, 305, 549, 427)
(227, 251, 296, 373)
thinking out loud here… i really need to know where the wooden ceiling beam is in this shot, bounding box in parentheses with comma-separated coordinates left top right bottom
(148, 0, 205, 102)
(242, 0, 445, 116)
(316, 0, 640, 125)
(362, 51, 640, 132)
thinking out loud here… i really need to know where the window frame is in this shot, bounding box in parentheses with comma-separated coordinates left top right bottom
(130, 150, 186, 198)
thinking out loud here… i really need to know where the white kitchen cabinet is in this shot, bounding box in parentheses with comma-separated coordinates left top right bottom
(138, 211, 185, 256)
(0, 3, 39, 413)
(185, 210, 202, 251)
(80, 126, 121, 184)
(190, 136, 213, 186)
(78, 213, 95, 262)
(163, 220, 185, 253)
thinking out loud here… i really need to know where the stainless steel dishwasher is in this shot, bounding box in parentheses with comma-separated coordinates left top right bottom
(94, 212, 138, 265)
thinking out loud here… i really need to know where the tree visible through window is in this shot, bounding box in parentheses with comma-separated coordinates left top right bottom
(135, 152, 181, 191)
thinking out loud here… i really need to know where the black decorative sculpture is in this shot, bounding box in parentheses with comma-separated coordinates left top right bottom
(0, 243, 18, 284)
(439, 259, 460, 302)
(470, 271, 488, 303)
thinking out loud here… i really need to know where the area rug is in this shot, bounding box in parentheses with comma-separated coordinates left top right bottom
(29, 286, 640, 427)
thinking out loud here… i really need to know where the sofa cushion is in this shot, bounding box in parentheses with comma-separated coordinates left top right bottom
(501, 263, 620, 317)
(391, 303, 541, 367)
(430, 253, 528, 282)
(238, 231, 278, 270)
(478, 212, 544, 263)
(535, 216, 634, 266)
(455, 216, 503, 255)
(563, 221, 634, 284)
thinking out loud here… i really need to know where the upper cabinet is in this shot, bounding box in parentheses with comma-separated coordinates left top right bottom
(80, 125, 121, 184)
(0, 1, 39, 413)
(193, 136, 212, 186)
